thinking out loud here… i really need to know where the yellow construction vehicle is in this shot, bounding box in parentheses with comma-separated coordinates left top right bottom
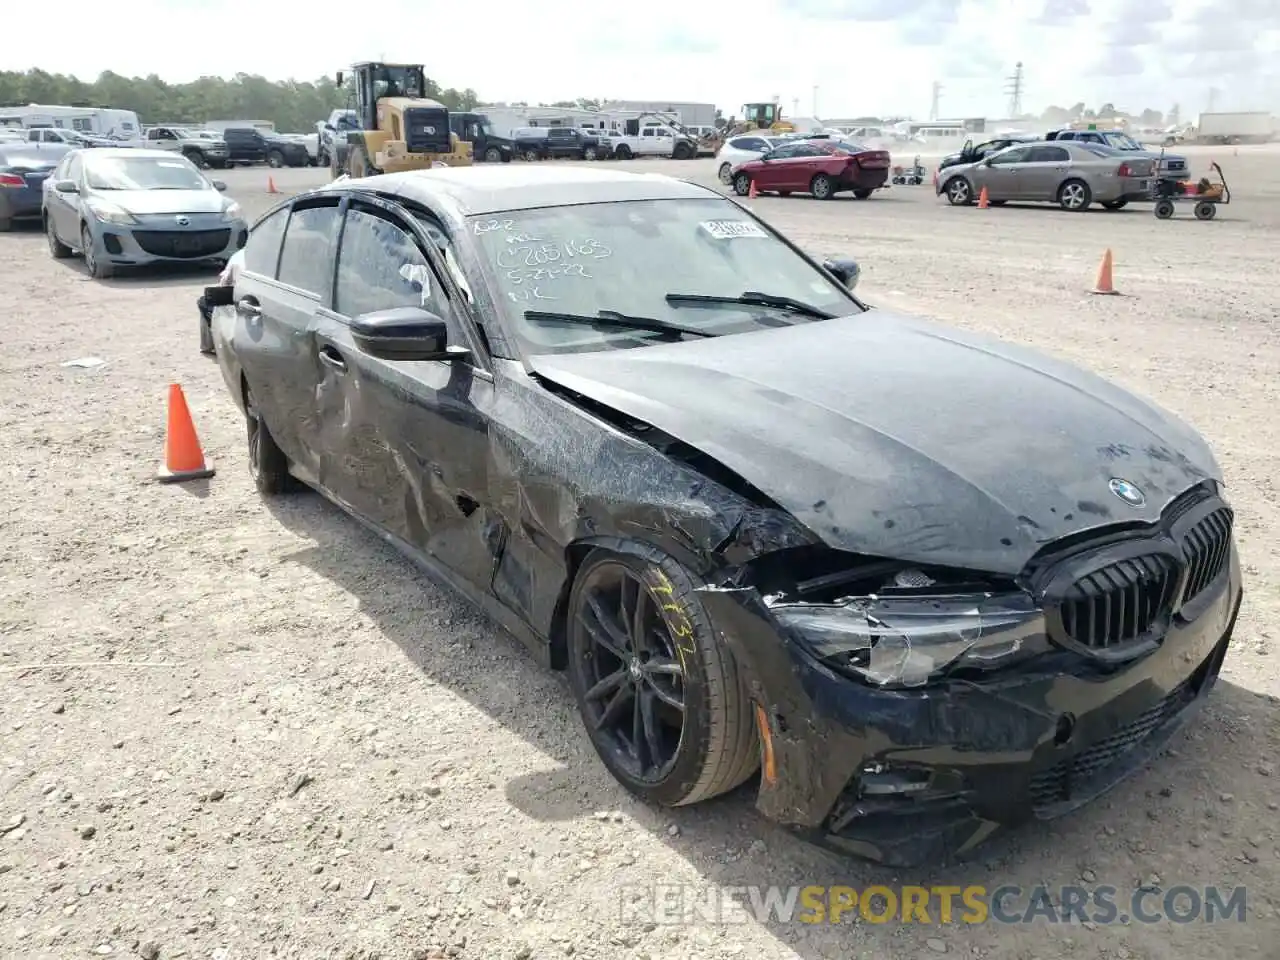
(328, 61, 472, 178)
(724, 102, 796, 137)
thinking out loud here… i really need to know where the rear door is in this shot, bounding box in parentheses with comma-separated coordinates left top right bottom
(230, 196, 341, 483)
(1021, 144, 1071, 199)
(315, 195, 498, 587)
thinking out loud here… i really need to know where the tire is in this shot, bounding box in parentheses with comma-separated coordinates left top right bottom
(853, 188, 872, 199)
(615, 145, 632, 160)
(1101, 199, 1128, 210)
(945, 176, 973, 205)
(718, 163, 733, 185)
(1154, 199, 1175, 219)
(778, 191, 791, 197)
(565, 544, 759, 808)
(182, 149, 207, 168)
(1057, 178, 1092, 211)
(244, 382, 290, 496)
(733, 172, 752, 196)
(1194, 201, 1217, 221)
(810, 173, 834, 200)
(267, 151, 284, 168)
(318, 149, 330, 168)
(524, 148, 540, 162)
(46, 215, 71, 258)
(672, 143, 693, 160)
(584, 146, 598, 161)
(81, 224, 113, 279)
(483, 147, 502, 163)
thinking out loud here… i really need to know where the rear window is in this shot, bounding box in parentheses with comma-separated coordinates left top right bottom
(1080, 144, 1122, 157)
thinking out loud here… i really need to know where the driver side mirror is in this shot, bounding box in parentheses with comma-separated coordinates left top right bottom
(350, 307, 470, 363)
(823, 257, 861, 290)
(54, 179, 79, 193)
(211, 180, 227, 191)
(983, 156, 994, 166)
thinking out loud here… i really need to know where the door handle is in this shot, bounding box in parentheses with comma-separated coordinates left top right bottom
(236, 297, 261, 320)
(319, 346, 347, 372)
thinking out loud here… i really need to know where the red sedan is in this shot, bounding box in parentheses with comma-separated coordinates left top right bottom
(731, 138, 891, 200)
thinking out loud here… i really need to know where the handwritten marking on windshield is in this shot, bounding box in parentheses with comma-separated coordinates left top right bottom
(473, 218, 515, 234)
(506, 264, 592, 285)
(496, 240, 613, 270)
(507, 287, 558, 303)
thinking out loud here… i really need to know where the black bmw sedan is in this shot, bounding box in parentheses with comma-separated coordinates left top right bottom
(212, 165, 1242, 866)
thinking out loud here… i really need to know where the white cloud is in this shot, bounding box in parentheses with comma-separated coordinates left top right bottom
(23, 0, 1280, 119)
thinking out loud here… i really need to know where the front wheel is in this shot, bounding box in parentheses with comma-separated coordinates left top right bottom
(81, 224, 113, 279)
(244, 383, 291, 495)
(853, 188, 872, 200)
(733, 173, 752, 196)
(1058, 178, 1092, 211)
(810, 173, 834, 200)
(718, 162, 733, 185)
(945, 177, 972, 205)
(524, 148, 540, 162)
(267, 151, 284, 168)
(583, 146, 598, 161)
(183, 150, 207, 169)
(1154, 199, 1175, 219)
(1194, 200, 1217, 221)
(566, 545, 759, 807)
(614, 145, 633, 160)
(483, 147, 502, 163)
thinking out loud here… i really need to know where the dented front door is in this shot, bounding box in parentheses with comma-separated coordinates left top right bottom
(318, 197, 501, 590)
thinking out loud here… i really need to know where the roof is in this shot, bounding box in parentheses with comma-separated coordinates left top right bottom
(353, 164, 720, 216)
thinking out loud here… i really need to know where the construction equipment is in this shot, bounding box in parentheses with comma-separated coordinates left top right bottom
(716, 102, 797, 142)
(328, 62, 471, 179)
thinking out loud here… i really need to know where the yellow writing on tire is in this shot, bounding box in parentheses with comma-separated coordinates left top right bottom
(650, 570, 697, 669)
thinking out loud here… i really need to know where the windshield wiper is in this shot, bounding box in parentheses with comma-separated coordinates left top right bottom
(664, 291, 835, 320)
(523, 309, 714, 339)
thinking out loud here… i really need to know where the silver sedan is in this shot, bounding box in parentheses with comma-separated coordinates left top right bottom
(936, 141, 1156, 211)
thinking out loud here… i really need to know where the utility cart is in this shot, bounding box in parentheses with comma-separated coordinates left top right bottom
(1151, 156, 1230, 221)
(891, 156, 927, 185)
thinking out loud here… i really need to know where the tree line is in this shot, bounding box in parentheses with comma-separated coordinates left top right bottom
(0, 69, 482, 133)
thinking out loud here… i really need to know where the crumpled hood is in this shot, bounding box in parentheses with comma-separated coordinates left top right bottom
(529, 310, 1221, 575)
(89, 189, 227, 215)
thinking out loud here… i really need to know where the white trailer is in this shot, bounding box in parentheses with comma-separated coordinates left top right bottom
(1195, 112, 1274, 144)
(0, 103, 141, 139)
(202, 119, 276, 134)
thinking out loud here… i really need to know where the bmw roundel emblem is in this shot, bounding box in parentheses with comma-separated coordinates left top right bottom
(1108, 478, 1146, 507)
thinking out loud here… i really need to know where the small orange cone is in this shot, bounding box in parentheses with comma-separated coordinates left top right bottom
(747, 179, 758, 199)
(267, 176, 279, 194)
(1092, 248, 1119, 296)
(156, 384, 215, 482)
(977, 186, 989, 208)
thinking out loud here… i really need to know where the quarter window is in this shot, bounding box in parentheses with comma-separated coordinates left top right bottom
(335, 207, 446, 318)
(241, 207, 289, 279)
(276, 203, 341, 295)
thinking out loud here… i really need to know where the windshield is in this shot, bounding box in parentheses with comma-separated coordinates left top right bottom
(1102, 132, 1143, 150)
(85, 155, 210, 191)
(468, 197, 862, 356)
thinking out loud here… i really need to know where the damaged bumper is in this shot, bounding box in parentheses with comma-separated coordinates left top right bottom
(699, 550, 1243, 867)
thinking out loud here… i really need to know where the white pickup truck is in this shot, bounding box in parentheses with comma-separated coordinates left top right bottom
(605, 116, 699, 160)
(122, 126, 231, 169)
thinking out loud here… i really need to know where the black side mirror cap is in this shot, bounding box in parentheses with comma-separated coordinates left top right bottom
(823, 257, 861, 290)
(211, 180, 227, 191)
(350, 307, 469, 363)
(53, 179, 79, 193)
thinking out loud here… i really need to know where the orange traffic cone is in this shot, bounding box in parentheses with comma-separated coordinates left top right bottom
(267, 176, 279, 194)
(156, 384, 215, 482)
(1092, 248, 1119, 295)
(747, 179, 758, 199)
(977, 186, 989, 208)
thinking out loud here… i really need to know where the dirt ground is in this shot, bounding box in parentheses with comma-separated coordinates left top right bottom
(1, 147, 1277, 960)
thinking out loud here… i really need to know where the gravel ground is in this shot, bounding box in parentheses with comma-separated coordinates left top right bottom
(1, 148, 1277, 960)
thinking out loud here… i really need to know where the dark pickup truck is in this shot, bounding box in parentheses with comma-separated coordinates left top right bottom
(222, 127, 311, 168)
(450, 112, 513, 163)
(514, 126, 610, 161)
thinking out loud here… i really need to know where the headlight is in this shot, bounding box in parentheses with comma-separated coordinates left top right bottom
(222, 202, 242, 221)
(771, 591, 1046, 688)
(85, 200, 137, 225)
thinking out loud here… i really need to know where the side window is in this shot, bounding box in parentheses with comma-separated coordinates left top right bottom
(793, 144, 824, 157)
(990, 147, 1030, 165)
(241, 206, 289, 278)
(336, 206, 449, 319)
(768, 144, 797, 159)
(1029, 146, 1070, 163)
(1057, 132, 1076, 141)
(276, 203, 342, 296)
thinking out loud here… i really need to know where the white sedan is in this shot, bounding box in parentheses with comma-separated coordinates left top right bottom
(716, 134, 788, 185)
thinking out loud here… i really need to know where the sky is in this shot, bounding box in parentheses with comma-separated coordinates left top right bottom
(16, 0, 1280, 119)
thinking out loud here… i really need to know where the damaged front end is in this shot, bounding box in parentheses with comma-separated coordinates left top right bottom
(698, 544, 1239, 867)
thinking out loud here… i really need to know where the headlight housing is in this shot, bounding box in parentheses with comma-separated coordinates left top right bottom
(85, 200, 137, 225)
(222, 201, 242, 221)
(771, 591, 1047, 689)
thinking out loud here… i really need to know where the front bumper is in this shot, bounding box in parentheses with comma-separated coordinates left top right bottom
(86, 213, 249, 267)
(699, 546, 1243, 867)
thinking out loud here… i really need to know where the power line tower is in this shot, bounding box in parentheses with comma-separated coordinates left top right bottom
(1004, 61, 1024, 117)
(929, 81, 942, 120)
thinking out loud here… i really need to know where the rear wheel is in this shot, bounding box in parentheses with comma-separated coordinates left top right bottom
(46, 216, 71, 257)
(615, 145, 633, 160)
(945, 177, 973, 205)
(1057, 178, 1092, 211)
(733, 172, 752, 196)
(810, 173, 834, 199)
(718, 162, 733, 185)
(244, 382, 290, 496)
(1194, 200, 1217, 221)
(1154, 199, 1175, 219)
(853, 188, 872, 199)
(483, 147, 502, 163)
(566, 544, 759, 807)
(267, 150, 284, 168)
(672, 142, 693, 160)
(524, 148, 540, 162)
(1101, 199, 1128, 210)
(583, 146, 598, 161)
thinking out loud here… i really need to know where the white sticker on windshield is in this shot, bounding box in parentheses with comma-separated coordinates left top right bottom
(699, 220, 767, 239)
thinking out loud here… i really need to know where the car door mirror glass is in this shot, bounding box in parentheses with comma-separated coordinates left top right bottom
(54, 179, 79, 193)
(350, 306, 469, 363)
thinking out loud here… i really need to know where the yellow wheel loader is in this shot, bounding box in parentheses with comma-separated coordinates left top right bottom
(327, 62, 472, 179)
